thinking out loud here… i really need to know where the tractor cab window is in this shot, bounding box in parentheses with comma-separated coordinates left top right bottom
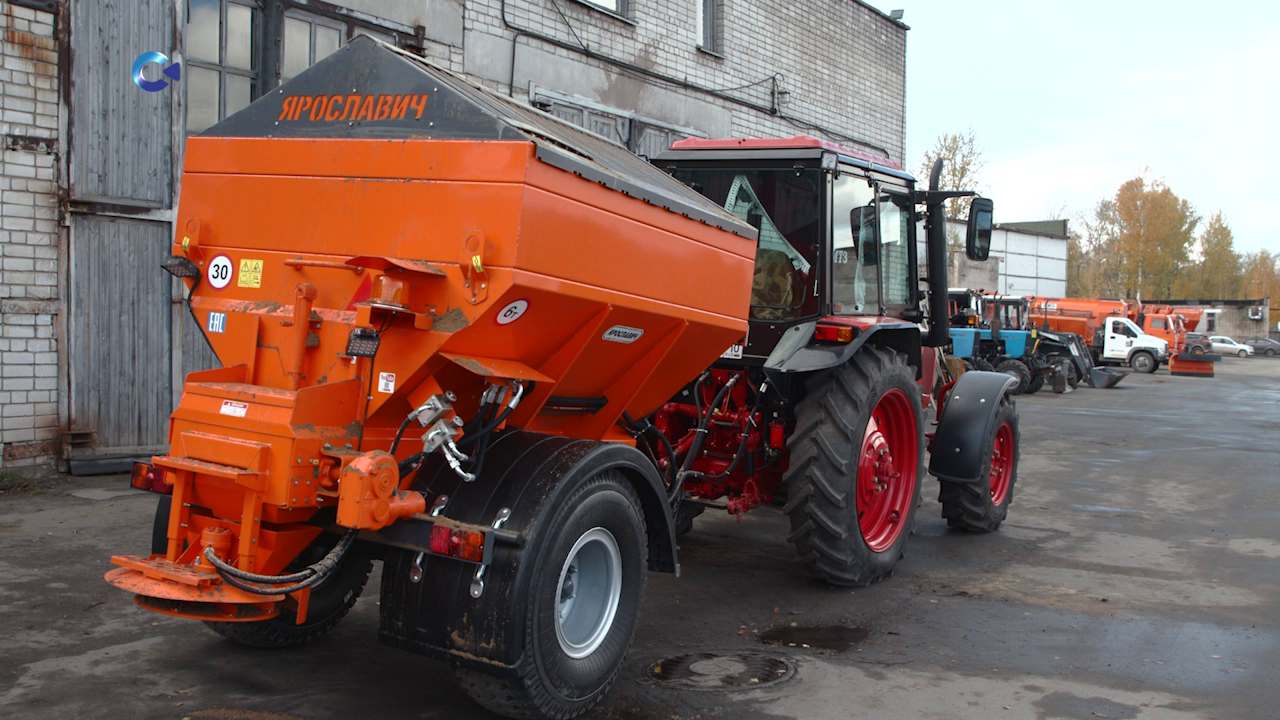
(877, 191, 912, 308)
(673, 167, 821, 320)
(1151, 317, 1165, 329)
(832, 175, 878, 313)
(831, 177, 915, 315)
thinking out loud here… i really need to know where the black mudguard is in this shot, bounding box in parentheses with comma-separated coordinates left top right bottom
(766, 322, 922, 377)
(929, 371, 1017, 484)
(378, 430, 675, 675)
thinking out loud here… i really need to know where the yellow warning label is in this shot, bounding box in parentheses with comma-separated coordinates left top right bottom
(237, 258, 263, 288)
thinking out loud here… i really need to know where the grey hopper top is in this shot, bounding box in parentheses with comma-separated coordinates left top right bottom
(205, 36, 756, 241)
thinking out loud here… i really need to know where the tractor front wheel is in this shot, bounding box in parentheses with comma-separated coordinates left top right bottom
(783, 346, 922, 587)
(938, 394, 1019, 532)
(455, 470, 646, 719)
(995, 359, 1031, 395)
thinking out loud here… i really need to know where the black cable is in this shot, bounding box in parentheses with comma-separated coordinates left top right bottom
(622, 411, 677, 489)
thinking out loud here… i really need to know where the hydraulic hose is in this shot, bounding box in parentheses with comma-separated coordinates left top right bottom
(670, 374, 738, 503)
(205, 529, 358, 595)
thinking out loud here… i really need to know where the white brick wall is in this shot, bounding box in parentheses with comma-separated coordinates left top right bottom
(0, 1, 60, 470)
(459, 0, 907, 161)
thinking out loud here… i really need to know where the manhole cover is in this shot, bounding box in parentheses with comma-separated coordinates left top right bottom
(647, 652, 795, 691)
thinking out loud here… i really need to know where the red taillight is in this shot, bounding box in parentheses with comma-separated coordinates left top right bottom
(814, 324, 855, 343)
(130, 462, 171, 494)
(429, 525, 486, 563)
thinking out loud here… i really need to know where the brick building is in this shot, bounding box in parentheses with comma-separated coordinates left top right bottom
(1, 1, 59, 469)
(0, 0, 908, 472)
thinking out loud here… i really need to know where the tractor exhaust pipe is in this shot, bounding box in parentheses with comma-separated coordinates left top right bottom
(924, 158, 950, 347)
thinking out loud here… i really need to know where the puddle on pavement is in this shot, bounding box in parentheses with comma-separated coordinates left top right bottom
(760, 625, 869, 652)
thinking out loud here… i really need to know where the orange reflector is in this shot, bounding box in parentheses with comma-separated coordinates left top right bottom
(131, 462, 172, 494)
(813, 324, 855, 343)
(429, 525, 486, 563)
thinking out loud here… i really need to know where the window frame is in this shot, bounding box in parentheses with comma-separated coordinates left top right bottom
(568, 0, 632, 23)
(280, 8, 349, 83)
(696, 0, 722, 54)
(185, 0, 262, 133)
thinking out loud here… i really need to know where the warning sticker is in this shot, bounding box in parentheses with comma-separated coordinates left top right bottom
(378, 372, 396, 393)
(237, 259, 264, 288)
(220, 400, 249, 418)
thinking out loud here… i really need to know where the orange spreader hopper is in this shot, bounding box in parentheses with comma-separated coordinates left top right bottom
(107, 37, 757, 612)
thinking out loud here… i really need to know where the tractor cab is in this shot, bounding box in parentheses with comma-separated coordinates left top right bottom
(984, 295, 1031, 332)
(656, 137, 924, 363)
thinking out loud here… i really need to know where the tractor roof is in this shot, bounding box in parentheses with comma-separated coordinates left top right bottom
(659, 136, 911, 182)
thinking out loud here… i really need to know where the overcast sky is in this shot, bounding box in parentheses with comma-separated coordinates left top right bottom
(888, 1, 1279, 254)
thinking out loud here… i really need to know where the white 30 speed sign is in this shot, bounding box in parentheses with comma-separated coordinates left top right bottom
(207, 255, 234, 289)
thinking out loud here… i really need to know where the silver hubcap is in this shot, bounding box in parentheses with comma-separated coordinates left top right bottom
(555, 527, 622, 659)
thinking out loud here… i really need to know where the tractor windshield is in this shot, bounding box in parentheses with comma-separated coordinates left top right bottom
(673, 167, 821, 320)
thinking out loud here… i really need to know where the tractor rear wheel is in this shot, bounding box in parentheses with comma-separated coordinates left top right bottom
(938, 394, 1019, 532)
(204, 532, 373, 648)
(783, 346, 922, 587)
(455, 470, 646, 719)
(995, 359, 1031, 395)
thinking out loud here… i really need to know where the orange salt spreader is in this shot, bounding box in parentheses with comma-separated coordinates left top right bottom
(106, 36, 755, 713)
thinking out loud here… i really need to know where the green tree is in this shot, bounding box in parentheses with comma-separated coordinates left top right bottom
(916, 129, 985, 220)
(1173, 212, 1241, 299)
(1110, 177, 1198, 301)
(1070, 199, 1125, 298)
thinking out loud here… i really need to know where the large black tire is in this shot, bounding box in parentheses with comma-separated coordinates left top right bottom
(995, 358, 1031, 395)
(455, 471, 646, 720)
(1130, 350, 1157, 373)
(782, 346, 923, 587)
(1024, 368, 1045, 395)
(151, 495, 172, 555)
(204, 532, 373, 648)
(938, 394, 1019, 532)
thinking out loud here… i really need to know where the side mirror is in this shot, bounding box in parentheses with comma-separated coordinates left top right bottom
(965, 197, 994, 261)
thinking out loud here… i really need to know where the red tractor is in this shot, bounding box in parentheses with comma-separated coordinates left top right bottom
(647, 138, 1021, 586)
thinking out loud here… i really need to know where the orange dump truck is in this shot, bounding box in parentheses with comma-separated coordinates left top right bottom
(105, 37, 1018, 719)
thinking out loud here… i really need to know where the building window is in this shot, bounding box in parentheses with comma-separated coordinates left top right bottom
(696, 0, 720, 53)
(281, 10, 347, 82)
(576, 0, 626, 16)
(187, 0, 260, 133)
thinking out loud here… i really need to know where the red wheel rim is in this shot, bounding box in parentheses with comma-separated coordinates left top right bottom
(855, 388, 918, 553)
(989, 422, 1014, 506)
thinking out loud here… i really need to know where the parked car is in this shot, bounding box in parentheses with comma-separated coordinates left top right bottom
(1244, 337, 1280, 357)
(1185, 332, 1211, 354)
(1209, 335, 1254, 357)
